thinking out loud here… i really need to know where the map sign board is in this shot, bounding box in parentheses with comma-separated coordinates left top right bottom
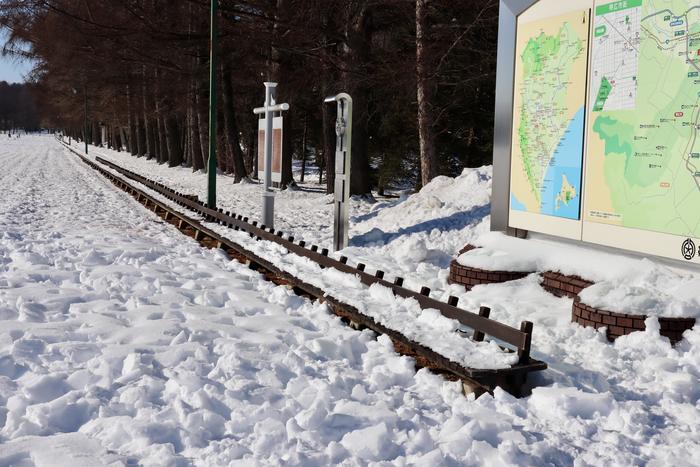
(499, 0, 700, 264)
(583, 0, 700, 261)
(509, 7, 590, 238)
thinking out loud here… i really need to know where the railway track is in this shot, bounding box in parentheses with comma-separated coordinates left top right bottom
(62, 140, 547, 396)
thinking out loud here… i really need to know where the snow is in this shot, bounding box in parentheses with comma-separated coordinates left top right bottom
(578, 265, 700, 317)
(80, 144, 516, 370)
(2, 136, 700, 465)
(79, 142, 493, 293)
(458, 231, 700, 317)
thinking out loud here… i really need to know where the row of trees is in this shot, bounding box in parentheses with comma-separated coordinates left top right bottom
(0, 81, 39, 131)
(0, 0, 499, 194)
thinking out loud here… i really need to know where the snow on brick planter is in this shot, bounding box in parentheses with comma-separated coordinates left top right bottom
(449, 245, 532, 290)
(572, 297, 695, 344)
(453, 244, 696, 345)
(542, 272, 594, 298)
(447, 260, 531, 290)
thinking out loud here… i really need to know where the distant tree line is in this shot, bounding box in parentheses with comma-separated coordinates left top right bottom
(0, 81, 39, 131)
(0, 0, 498, 194)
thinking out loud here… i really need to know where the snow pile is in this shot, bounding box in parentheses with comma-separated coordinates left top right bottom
(460, 230, 674, 279)
(579, 262, 700, 317)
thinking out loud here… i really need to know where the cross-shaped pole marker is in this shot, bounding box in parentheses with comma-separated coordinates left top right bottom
(253, 82, 289, 229)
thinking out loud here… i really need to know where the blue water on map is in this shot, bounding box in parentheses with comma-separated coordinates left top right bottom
(510, 193, 527, 211)
(539, 106, 584, 220)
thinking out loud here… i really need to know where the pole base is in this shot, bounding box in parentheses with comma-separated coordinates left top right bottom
(262, 193, 275, 229)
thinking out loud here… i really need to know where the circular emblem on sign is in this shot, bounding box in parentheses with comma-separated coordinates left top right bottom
(681, 238, 696, 261)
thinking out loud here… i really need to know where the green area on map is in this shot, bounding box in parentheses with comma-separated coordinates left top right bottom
(593, 77, 613, 112)
(589, 0, 700, 236)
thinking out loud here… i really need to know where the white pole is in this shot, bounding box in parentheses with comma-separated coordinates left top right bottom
(262, 82, 277, 228)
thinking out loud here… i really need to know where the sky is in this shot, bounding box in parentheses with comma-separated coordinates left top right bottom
(0, 30, 33, 84)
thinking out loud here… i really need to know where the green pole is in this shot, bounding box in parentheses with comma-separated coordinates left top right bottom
(207, 0, 218, 209)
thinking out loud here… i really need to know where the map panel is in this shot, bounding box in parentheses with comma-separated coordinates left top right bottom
(585, 0, 700, 238)
(510, 9, 591, 220)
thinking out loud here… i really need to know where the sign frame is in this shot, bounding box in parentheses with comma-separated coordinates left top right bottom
(491, 0, 700, 266)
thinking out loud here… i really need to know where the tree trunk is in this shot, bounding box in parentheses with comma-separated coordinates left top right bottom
(343, 2, 373, 195)
(127, 83, 137, 155)
(322, 69, 335, 193)
(114, 126, 122, 152)
(416, 0, 437, 187)
(196, 73, 209, 172)
(156, 111, 168, 164)
(165, 114, 183, 167)
(247, 115, 257, 179)
(189, 81, 205, 171)
(270, 0, 295, 187)
(221, 64, 249, 182)
(300, 113, 308, 183)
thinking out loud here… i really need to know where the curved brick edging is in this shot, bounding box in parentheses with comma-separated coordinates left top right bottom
(542, 271, 594, 298)
(448, 259, 531, 291)
(449, 244, 533, 290)
(572, 297, 695, 344)
(459, 244, 478, 255)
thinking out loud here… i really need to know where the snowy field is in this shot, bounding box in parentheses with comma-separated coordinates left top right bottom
(1, 135, 699, 465)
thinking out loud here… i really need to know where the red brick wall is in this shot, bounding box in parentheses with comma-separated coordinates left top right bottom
(542, 271, 594, 298)
(448, 259, 531, 291)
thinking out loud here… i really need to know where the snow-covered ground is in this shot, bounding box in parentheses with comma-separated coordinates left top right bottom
(71, 140, 492, 294)
(2, 135, 700, 465)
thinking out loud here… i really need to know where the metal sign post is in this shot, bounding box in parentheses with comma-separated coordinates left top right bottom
(324, 93, 353, 251)
(207, 0, 219, 210)
(253, 82, 289, 229)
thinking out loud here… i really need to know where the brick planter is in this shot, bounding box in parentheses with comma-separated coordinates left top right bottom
(459, 244, 478, 255)
(542, 271, 594, 298)
(450, 244, 533, 290)
(448, 259, 531, 291)
(452, 244, 695, 344)
(572, 297, 695, 344)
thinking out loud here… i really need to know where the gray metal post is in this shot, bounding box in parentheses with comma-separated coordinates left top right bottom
(262, 83, 276, 227)
(324, 93, 353, 251)
(491, 0, 538, 235)
(253, 83, 289, 229)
